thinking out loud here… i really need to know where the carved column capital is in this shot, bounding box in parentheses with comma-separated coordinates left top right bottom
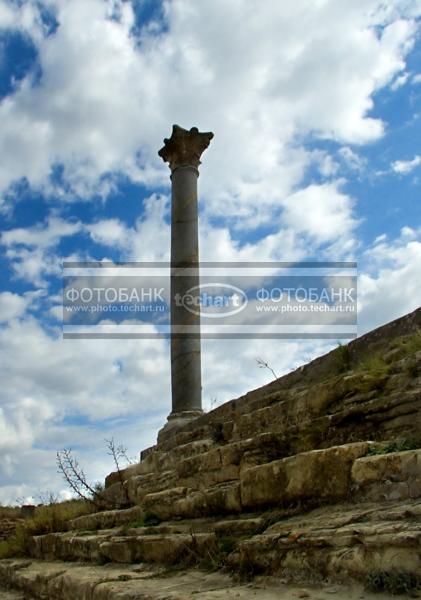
(158, 124, 214, 172)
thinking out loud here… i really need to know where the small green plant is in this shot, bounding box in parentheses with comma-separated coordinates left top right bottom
(260, 508, 288, 530)
(198, 536, 237, 571)
(217, 536, 236, 555)
(143, 513, 161, 526)
(123, 512, 161, 532)
(236, 551, 263, 582)
(398, 330, 421, 355)
(210, 423, 225, 444)
(0, 506, 21, 519)
(366, 438, 421, 456)
(355, 354, 390, 378)
(405, 357, 419, 378)
(96, 552, 111, 565)
(335, 342, 351, 373)
(0, 499, 94, 559)
(365, 570, 420, 595)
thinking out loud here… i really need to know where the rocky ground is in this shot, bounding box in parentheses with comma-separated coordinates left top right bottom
(0, 592, 24, 600)
(0, 564, 418, 600)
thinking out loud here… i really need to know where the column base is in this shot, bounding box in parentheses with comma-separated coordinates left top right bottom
(157, 410, 203, 444)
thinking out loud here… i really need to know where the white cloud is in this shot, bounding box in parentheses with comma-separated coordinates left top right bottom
(359, 228, 421, 333)
(0, 312, 171, 502)
(0, 292, 30, 321)
(0, 2, 16, 29)
(0, 0, 417, 226)
(413, 73, 421, 84)
(391, 154, 421, 174)
(2, 216, 83, 285)
(281, 182, 358, 247)
(339, 147, 366, 173)
(0, 0, 46, 38)
(2, 215, 81, 248)
(390, 71, 409, 89)
(85, 194, 170, 262)
(88, 218, 129, 249)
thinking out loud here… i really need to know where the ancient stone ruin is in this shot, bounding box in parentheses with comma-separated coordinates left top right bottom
(1, 306, 421, 598)
(158, 125, 213, 438)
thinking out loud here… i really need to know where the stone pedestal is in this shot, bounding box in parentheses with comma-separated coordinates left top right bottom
(158, 125, 213, 440)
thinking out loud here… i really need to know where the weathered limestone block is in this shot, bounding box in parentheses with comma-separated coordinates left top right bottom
(226, 433, 291, 472)
(0, 560, 65, 599)
(231, 500, 421, 582)
(177, 465, 240, 490)
(142, 487, 189, 520)
(168, 438, 214, 463)
(173, 490, 209, 518)
(101, 481, 131, 509)
(106, 441, 217, 491)
(105, 450, 167, 487)
(214, 517, 264, 536)
(175, 436, 275, 479)
(31, 531, 108, 562)
(100, 532, 217, 565)
(233, 403, 290, 440)
(69, 505, 144, 531)
(126, 470, 178, 503)
(142, 481, 242, 520)
(352, 449, 421, 501)
(204, 482, 242, 514)
(328, 545, 421, 581)
(241, 442, 373, 509)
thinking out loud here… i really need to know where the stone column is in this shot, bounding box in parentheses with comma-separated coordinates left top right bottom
(158, 125, 214, 436)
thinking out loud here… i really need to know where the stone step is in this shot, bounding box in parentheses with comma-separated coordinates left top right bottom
(104, 432, 296, 507)
(106, 439, 216, 488)
(30, 514, 266, 565)
(30, 530, 218, 565)
(0, 559, 404, 600)
(240, 445, 421, 510)
(152, 321, 421, 452)
(230, 498, 421, 583)
(104, 373, 420, 509)
(69, 505, 144, 531)
(140, 444, 421, 519)
(102, 443, 421, 521)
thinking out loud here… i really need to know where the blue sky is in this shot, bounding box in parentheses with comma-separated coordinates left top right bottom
(0, 0, 420, 504)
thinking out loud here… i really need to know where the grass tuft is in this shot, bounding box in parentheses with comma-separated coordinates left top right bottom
(0, 499, 95, 559)
(365, 570, 420, 595)
(366, 437, 421, 456)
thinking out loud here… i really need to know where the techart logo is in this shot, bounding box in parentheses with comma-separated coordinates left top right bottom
(175, 283, 248, 318)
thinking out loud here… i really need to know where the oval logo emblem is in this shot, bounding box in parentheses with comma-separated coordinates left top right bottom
(179, 283, 248, 318)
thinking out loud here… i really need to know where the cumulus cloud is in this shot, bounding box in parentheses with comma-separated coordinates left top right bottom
(0, 291, 30, 321)
(0, 312, 170, 501)
(0, 0, 418, 227)
(281, 183, 358, 248)
(359, 227, 421, 333)
(391, 154, 421, 174)
(390, 71, 409, 89)
(2, 216, 83, 285)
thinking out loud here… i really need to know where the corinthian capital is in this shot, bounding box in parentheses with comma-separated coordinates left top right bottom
(158, 124, 214, 171)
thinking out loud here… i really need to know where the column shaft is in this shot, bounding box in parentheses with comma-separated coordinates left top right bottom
(170, 166, 202, 414)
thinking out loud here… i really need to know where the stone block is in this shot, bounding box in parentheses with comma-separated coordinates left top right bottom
(351, 449, 421, 502)
(241, 442, 372, 509)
